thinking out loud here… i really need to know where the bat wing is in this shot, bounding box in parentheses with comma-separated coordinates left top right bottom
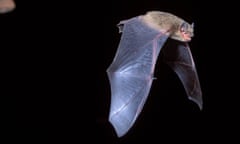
(162, 41, 202, 109)
(107, 17, 169, 137)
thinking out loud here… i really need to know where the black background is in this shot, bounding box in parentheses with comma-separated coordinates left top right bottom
(3, 0, 239, 143)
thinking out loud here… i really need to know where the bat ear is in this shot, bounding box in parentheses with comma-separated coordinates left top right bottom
(191, 23, 194, 28)
(180, 22, 188, 32)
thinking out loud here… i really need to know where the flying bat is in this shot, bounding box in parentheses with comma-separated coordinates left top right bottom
(106, 11, 202, 137)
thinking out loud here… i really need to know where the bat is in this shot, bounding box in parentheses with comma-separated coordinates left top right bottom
(0, 0, 15, 14)
(106, 11, 202, 137)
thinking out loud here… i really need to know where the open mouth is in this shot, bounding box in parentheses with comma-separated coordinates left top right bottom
(181, 32, 191, 41)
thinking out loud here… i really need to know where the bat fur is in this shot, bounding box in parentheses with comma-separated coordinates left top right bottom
(140, 11, 194, 42)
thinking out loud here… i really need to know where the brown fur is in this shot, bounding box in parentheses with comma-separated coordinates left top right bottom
(140, 11, 193, 42)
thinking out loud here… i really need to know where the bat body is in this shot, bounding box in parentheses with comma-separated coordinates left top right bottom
(107, 11, 202, 137)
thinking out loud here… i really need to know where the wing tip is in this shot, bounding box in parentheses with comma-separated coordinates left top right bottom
(109, 117, 127, 138)
(188, 96, 203, 110)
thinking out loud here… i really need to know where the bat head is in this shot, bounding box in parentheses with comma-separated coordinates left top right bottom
(178, 22, 194, 42)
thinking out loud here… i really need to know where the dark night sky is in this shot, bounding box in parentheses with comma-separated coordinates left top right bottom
(5, 0, 239, 143)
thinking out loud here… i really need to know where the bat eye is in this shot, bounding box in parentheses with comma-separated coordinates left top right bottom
(180, 23, 189, 33)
